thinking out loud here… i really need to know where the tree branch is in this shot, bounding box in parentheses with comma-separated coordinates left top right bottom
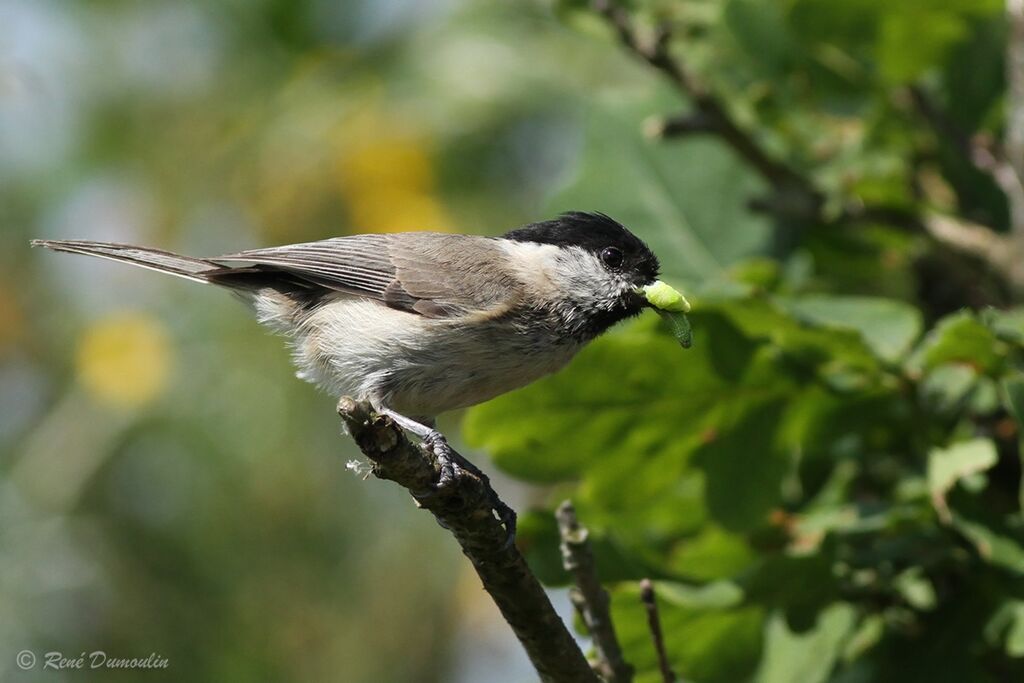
(644, 112, 717, 139)
(557, 500, 634, 683)
(639, 579, 676, 683)
(593, 0, 1024, 279)
(337, 398, 599, 683)
(907, 85, 1024, 236)
(923, 212, 1024, 287)
(591, 0, 1024, 300)
(1006, 0, 1024, 218)
(592, 0, 820, 206)
(896, 5, 1024, 294)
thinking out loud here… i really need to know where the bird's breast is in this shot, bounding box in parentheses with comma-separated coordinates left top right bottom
(290, 297, 583, 417)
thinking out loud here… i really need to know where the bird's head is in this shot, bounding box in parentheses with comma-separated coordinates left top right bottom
(503, 212, 682, 341)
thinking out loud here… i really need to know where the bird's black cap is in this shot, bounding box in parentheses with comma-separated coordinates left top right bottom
(503, 211, 660, 283)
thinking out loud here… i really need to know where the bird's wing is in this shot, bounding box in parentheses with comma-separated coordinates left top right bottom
(213, 233, 521, 318)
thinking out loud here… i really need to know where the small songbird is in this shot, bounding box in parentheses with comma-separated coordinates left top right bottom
(32, 211, 687, 534)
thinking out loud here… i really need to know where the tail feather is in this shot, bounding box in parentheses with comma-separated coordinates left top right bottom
(30, 239, 218, 284)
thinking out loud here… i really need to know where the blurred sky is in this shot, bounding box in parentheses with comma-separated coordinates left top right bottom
(0, 0, 664, 680)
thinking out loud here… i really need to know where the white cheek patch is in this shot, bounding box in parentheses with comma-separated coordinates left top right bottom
(499, 241, 634, 298)
(552, 247, 632, 306)
(498, 240, 564, 299)
(500, 241, 635, 321)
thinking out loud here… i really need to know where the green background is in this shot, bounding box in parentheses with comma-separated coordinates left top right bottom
(4, 0, 1024, 681)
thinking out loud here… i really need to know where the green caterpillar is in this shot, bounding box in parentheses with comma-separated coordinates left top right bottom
(637, 281, 693, 349)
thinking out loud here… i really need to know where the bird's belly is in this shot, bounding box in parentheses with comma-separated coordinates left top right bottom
(291, 298, 580, 418)
(385, 336, 580, 418)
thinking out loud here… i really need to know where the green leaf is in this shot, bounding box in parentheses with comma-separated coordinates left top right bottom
(464, 296, 899, 560)
(909, 311, 1006, 375)
(463, 308, 788, 477)
(1004, 376, 1024, 425)
(894, 567, 937, 611)
(982, 307, 1024, 346)
(666, 525, 758, 582)
(878, 9, 968, 83)
(548, 102, 772, 285)
(928, 438, 998, 520)
(462, 316, 730, 483)
(466, 307, 815, 537)
(743, 554, 841, 632)
(724, 0, 799, 77)
(920, 364, 978, 415)
(778, 295, 923, 363)
(1001, 375, 1024, 511)
(986, 601, 1024, 657)
(952, 515, 1024, 574)
(711, 296, 883, 375)
(843, 614, 886, 661)
(754, 603, 856, 683)
(514, 508, 653, 586)
(653, 579, 745, 610)
(1005, 609, 1024, 658)
(693, 399, 791, 532)
(611, 583, 764, 682)
(968, 376, 1003, 415)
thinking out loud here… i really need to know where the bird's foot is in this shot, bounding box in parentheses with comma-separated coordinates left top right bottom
(378, 407, 516, 546)
(423, 430, 463, 490)
(420, 431, 517, 548)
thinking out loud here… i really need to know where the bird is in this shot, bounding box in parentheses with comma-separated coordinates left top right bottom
(32, 211, 683, 537)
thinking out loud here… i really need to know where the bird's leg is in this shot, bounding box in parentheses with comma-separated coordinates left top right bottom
(379, 408, 517, 544)
(378, 410, 461, 489)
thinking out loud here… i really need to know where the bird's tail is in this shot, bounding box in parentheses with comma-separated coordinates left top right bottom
(30, 239, 220, 284)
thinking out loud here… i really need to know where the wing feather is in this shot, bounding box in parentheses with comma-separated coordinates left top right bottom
(216, 235, 395, 297)
(213, 233, 521, 318)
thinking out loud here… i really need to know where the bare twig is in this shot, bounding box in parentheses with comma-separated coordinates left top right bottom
(905, 77, 1024, 289)
(970, 140, 1024, 228)
(595, 0, 937, 239)
(644, 112, 717, 139)
(639, 579, 676, 683)
(595, 0, 1024, 301)
(834, 201, 923, 233)
(591, 0, 818, 205)
(924, 213, 1019, 267)
(923, 212, 1024, 294)
(907, 85, 1024, 236)
(898, 4, 1024, 291)
(556, 501, 634, 683)
(908, 1, 1024, 239)
(1006, 0, 1024, 217)
(924, 213, 1009, 262)
(904, 81, 1024, 292)
(596, 0, 1024, 270)
(337, 398, 599, 683)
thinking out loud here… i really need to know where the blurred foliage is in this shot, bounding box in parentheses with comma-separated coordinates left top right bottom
(2, 0, 626, 680)
(7, 0, 1024, 681)
(462, 0, 1024, 681)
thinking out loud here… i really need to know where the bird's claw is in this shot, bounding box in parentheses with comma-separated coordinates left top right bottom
(425, 431, 462, 490)
(415, 432, 516, 547)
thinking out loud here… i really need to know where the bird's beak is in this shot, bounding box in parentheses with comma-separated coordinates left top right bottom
(634, 281, 693, 349)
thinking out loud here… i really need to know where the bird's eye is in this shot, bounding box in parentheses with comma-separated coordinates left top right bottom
(600, 247, 623, 269)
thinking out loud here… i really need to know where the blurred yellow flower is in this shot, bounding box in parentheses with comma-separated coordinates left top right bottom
(340, 136, 434, 192)
(76, 313, 172, 408)
(346, 189, 452, 233)
(335, 119, 453, 233)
